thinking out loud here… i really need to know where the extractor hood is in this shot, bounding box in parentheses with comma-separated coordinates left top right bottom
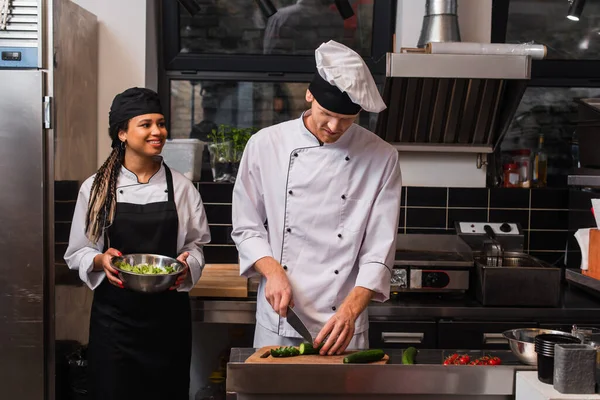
(375, 53, 532, 154)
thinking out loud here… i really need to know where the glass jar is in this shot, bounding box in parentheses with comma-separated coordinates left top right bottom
(512, 149, 531, 188)
(503, 163, 520, 188)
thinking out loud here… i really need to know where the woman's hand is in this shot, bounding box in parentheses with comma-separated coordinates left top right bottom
(93, 248, 123, 288)
(170, 252, 189, 290)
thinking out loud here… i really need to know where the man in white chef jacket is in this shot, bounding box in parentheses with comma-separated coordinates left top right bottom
(231, 40, 402, 355)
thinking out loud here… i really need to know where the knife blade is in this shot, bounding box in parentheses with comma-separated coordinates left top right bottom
(286, 306, 313, 344)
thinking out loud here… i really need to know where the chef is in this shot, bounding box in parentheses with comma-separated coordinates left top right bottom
(231, 40, 402, 355)
(64, 87, 211, 400)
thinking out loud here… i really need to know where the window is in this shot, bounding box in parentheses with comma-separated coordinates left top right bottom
(499, 86, 600, 185)
(492, 0, 600, 83)
(169, 78, 379, 139)
(162, 0, 396, 74)
(179, 0, 374, 57)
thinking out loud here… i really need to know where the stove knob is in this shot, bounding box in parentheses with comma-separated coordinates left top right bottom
(424, 273, 439, 287)
(499, 223, 512, 233)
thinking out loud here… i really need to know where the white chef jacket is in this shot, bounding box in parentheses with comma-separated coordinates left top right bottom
(231, 111, 402, 338)
(64, 159, 211, 291)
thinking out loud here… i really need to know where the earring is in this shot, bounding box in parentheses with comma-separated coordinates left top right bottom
(120, 141, 126, 150)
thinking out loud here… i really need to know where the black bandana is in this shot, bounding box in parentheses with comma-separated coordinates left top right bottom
(308, 72, 361, 115)
(108, 87, 163, 147)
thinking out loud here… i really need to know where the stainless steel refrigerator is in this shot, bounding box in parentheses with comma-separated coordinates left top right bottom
(0, 0, 98, 398)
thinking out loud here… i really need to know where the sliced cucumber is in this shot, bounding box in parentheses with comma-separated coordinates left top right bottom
(343, 349, 385, 364)
(299, 342, 324, 355)
(402, 347, 417, 365)
(270, 346, 300, 358)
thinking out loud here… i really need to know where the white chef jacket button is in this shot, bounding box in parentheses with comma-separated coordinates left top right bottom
(283, 265, 288, 271)
(119, 190, 123, 194)
(337, 233, 342, 238)
(164, 189, 168, 193)
(332, 306, 337, 311)
(345, 156, 350, 161)
(341, 195, 346, 200)
(293, 153, 299, 157)
(287, 228, 292, 233)
(288, 190, 293, 195)
(334, 270, 339, 274)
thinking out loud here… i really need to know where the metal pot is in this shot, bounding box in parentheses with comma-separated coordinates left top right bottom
(503, 328, 578, 366)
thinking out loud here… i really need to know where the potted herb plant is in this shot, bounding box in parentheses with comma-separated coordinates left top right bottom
(207, 124, 256, 183)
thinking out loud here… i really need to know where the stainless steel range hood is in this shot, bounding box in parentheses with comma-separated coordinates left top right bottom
(375, 53, 532, 154)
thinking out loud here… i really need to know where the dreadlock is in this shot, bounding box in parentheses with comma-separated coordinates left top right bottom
(84, 120, 128, 243)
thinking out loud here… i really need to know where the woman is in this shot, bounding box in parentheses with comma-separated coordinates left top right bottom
(64, 87, 211, 400)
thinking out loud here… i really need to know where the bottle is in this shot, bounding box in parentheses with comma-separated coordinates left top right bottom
(503, 163, 519, 188)
(512, 149, 532, 188)
(532, 134, 548, 188)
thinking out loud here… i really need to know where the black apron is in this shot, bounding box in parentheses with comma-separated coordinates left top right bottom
(88, 165, 191, 400)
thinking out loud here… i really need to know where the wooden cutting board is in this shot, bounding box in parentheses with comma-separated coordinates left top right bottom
(189, 264, 247, 298)
(245, 346, 389, 365)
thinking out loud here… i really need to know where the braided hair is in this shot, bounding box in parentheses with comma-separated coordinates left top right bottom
(84, 120, 128, 243)
(84, 87, 164, 243)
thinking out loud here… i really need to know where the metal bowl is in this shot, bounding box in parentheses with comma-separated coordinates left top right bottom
(502, 328, 578, 366)
(111, 253, 185, 293)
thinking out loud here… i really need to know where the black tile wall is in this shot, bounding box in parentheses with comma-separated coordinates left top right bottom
(198, 182, 234, 203)
(406, 228, 455, 235)
(529, 231, 569, 252)
(489, 188, 530, 208)
(406, 208, 446, 229)
(448, 208, 487, 228)
(54, 181, 579, 265)
(55, 180, 79, 201)
(209, 225, 235, 245)
(531, 189, 569, 209)
(205, 204, 233, 225)
(406, 187, 447, 207)
(569, 189, 599, 211)
(569, 210, 596, 231)
(448, 188, 488, 208)
(530, 210, 569, 230)
(55, 222, 71, 243)
(489, 209, 529, 230)
(399, 207, 405, 229)
(203, 246, 238, 263)
(55, 201, 76, 222)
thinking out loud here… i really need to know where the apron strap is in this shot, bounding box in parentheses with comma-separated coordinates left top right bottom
(163, 164, 175, 203)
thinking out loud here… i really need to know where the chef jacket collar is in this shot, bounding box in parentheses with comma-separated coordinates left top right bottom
(298, 110, 354, 149)
(119, 156, 165, 184)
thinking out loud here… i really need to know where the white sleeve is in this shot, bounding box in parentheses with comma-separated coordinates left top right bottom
(231, 136, 273, 278)
(63, 179, 106, 290)
(355, 151, 402, 302)
(177, 184, 211, 292)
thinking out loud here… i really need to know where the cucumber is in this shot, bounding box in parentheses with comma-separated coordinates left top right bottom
(343, 349, 385, 364)
(299, 342, 323, 355)
(270, 346, 299, 357)
(402, 347, 417, 365)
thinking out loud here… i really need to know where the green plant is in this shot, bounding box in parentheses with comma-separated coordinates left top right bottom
(207, 124, 256, 162)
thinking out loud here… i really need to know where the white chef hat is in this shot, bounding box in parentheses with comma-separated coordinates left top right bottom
(308, 40, 386, 115)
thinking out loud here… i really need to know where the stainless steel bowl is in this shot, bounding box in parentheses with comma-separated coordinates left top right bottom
(503, 328, 578, 366)
(111, 253, 184, 293)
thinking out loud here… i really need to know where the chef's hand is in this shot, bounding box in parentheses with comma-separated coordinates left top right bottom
(93, 248, 123, 288)
(254, 256, 294, 318)
(314, 287, 374, 355)
(170, 252, 189, 290)
(314, 303, 356, 356)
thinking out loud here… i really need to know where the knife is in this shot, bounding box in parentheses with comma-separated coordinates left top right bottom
(286, 306, 313, 344)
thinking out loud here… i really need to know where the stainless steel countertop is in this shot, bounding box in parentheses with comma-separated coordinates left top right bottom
(191, 285, 600, 324)
(227, 348, 534, 397)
